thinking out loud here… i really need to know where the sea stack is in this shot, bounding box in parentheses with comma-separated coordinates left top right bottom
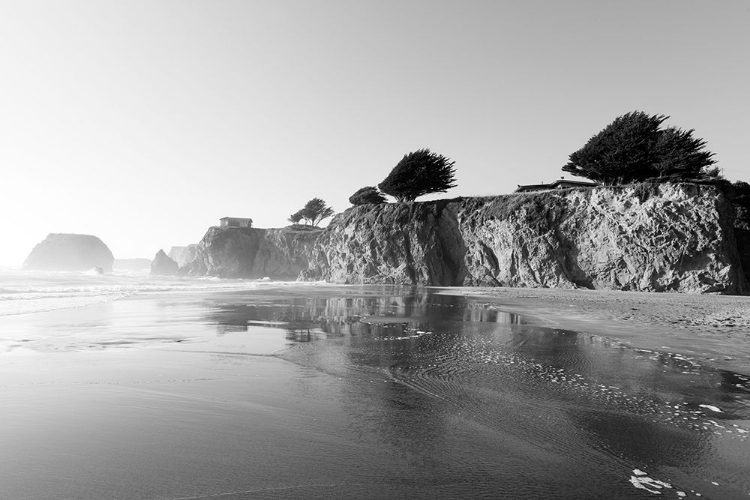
(23, 233, 115, 272)
(150, 249, 179, 276)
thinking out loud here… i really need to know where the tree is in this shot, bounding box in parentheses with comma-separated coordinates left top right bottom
(349, 186, 387, 205)
(562, 111, 717, 185)
(652, 127, 719, 182)
(378, 148, 457, 202)
(292, 198, 334, 226)
(288, 211, 304, 225)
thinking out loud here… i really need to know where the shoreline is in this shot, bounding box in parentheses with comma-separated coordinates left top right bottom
(435, 286, 750, 375)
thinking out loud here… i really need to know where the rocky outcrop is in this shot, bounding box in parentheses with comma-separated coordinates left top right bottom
(183, 226, 321, 279)
(304, 184, 748, 294)
(23, 233, 114, 272)
(150, 250, 179, 276)
(168, 245, 198, 267)
(733, 205, 750, 285)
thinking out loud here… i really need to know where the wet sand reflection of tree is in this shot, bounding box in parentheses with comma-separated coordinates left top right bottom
(204, 289, 739, 492)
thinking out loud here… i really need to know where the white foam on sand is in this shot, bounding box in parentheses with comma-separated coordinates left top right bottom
(0, 270, 322, 317)
(629, 470, 673, 494)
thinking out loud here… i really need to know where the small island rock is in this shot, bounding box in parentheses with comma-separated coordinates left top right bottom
(23, 233, 114, 272)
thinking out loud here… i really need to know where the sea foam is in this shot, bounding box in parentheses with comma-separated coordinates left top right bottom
(0, 270, 306, 317)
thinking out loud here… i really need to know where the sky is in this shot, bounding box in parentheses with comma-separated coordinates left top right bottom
(1, 0, 748, 267)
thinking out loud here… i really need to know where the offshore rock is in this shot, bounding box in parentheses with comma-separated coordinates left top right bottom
(23, 233, 114, 272)
(150, 250, 179, 276)
(184, 226, 321, 279)
(304, 184, 747, 294)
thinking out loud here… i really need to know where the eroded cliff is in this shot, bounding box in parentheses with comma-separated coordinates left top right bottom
(304, 184, 747, 293)
(168, 245, 199, 268)
(184, 226, 321, 279)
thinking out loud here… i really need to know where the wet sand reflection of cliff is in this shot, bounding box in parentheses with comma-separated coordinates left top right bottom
(203, 290, 750, 485)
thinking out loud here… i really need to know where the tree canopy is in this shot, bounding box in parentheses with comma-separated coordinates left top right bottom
(289, 198, 334, 226)
(562, 111, 718, 185)
(349, 186, 386, 205)
(288, 211, 303, 225)
(378, 148, 457, 202)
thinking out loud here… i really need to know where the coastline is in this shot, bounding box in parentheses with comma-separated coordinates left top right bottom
(437, 286, 750, 375)
(2, 282, 749, 499)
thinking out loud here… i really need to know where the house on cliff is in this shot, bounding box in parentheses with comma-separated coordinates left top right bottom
(219, 217, 253, 228)
(515, 178, 598, 193)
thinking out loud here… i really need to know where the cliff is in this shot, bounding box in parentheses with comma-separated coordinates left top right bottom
(168, 245, 198, 267)
(183, 226, 321, 279)
(304, 184, 748, 294)
(23, 233, 115, 272)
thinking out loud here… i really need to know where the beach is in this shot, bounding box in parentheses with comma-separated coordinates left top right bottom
(442, 286, 750, 375)
(1, 278, 749, 499)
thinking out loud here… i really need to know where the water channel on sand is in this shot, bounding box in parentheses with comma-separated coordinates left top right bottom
(1, 284, 749, 499)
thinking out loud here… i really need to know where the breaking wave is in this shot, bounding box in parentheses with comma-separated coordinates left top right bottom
(0, 270, 310, 317)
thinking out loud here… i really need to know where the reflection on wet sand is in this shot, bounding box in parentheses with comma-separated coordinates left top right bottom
(2, 285, 748, 499)
(203, 286, 750, 498)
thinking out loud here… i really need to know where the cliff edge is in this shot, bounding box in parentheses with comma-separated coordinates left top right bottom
(304, 184, 747, 294)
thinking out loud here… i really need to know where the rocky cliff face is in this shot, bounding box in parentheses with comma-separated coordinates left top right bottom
(184, 226, 321, 279)
(304, 184, 748, 294)
(23, 233, 115, 272)
(168, 245, 198, 267)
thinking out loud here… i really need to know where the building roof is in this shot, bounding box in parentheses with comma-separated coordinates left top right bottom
(219, 217, 253, 221)
(514, 179, 598, 193)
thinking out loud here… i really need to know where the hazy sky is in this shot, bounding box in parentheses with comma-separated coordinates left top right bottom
(1, 1, 748, 266)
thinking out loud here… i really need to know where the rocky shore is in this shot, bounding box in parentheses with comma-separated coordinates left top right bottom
(159, 183, 749, 294)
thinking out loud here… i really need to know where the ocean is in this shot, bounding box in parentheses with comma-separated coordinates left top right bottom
(1, 271, 749, 499)
(0, 269, 278, 318)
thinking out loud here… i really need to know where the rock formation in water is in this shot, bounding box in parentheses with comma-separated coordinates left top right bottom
(182, 226, 321, 279)
(150, 250, 179, 276)
(23, 233, 115, 272)
(303, 184, 747, 294)
(168, 245, 199, 267)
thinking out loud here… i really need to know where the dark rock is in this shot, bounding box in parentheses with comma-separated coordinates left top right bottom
(181, 184, 748, 294)
(303, 184, 748, 294)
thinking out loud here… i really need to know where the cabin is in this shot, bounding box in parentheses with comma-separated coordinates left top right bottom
(219, 217, 253, 228)
(514, 178, 598, 193)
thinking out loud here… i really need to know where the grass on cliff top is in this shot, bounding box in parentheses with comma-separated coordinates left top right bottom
(284, 224, 324, 232)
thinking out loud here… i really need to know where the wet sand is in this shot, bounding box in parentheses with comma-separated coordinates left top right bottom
(1, 285, 749, 499)
(440, 286, 750, 375)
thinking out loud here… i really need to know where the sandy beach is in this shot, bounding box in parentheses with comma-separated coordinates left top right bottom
(1, 283, 749, 499)
(441, 286, 750, 375)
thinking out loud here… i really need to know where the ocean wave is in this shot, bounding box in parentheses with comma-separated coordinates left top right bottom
(0, 270, 320, 317)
